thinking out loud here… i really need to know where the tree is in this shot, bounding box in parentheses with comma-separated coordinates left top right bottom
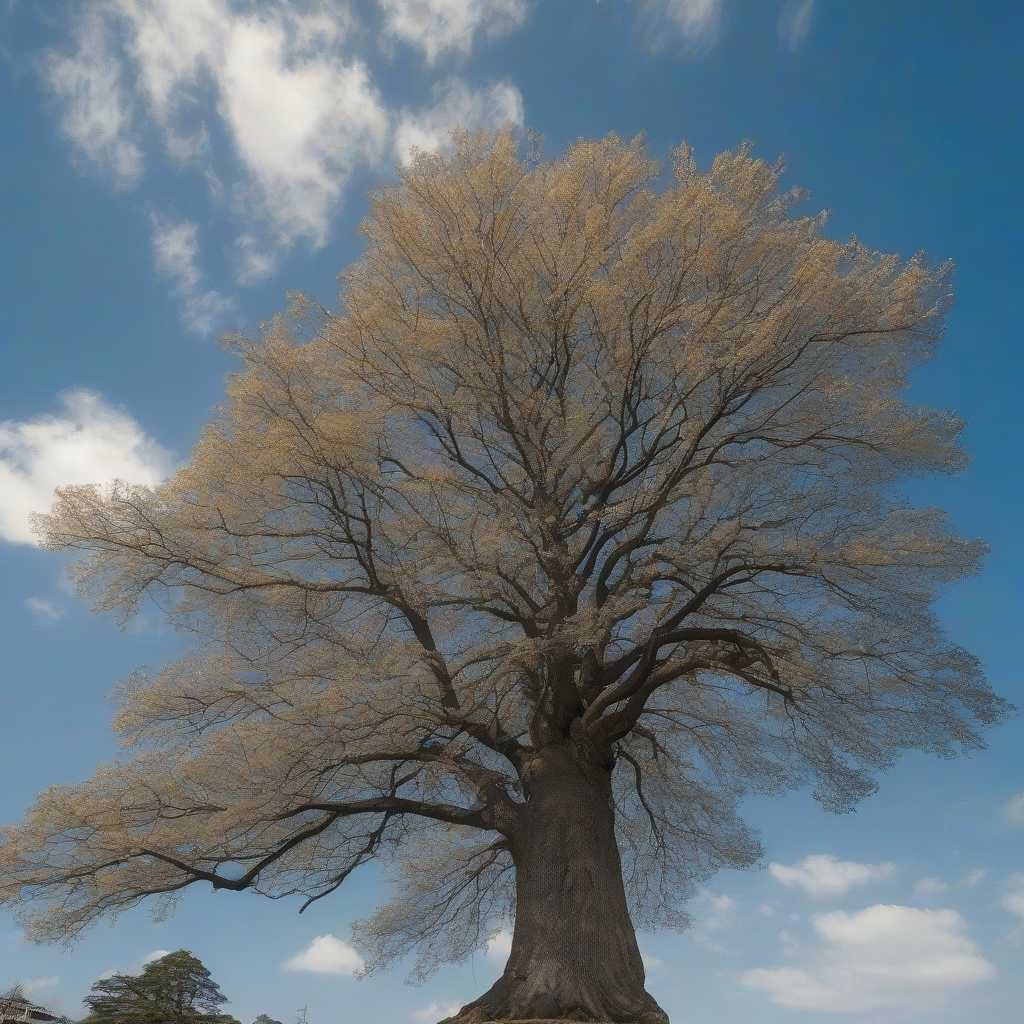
(0, 131, 1008, 1024)
(82, 950, 238, 1024)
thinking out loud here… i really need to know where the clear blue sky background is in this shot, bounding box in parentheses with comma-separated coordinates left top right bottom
(1, 2, 1021, 1022)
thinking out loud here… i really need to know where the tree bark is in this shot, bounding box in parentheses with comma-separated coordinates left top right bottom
(442, 744, 669, 1024)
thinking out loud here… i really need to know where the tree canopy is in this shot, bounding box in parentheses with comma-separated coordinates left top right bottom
(0, 130, 1007, 1022)
(82, 950, 237, 1024)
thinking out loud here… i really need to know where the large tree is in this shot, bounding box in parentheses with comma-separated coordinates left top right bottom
(0, 132, 1007, 1024)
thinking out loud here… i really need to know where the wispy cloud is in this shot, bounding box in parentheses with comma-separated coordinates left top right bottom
(410, 1001, 462, 1022)
(150, 215, 235, 333)
(42, 8, 142, 187)
(637, 0, 724, 52)
(283, 934, 364, 975)
(769, 854, 895, 898)
(21, 978, 60, 998)
(44, 1, 388, 280)
(380, 0, 529, 64)
(394, 78, 524, 165)
(26, 597, 64, 622)
(1003, 873, 1024, 943)
(39, 1, 534, 288)
(689, 889, 739, 953)
(1001, 791, 1024, 830)
(914, 877, 948, 896)
(640, 948, 662, 970)
(0, 390, 175, 546)
(777, 0, 815, 52)
(483, 925, 513, 965)
(742, 904, 995, 1014)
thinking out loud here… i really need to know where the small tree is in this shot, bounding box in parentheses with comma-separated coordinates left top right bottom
(83, 950, 237, 1024)
(0, 131, 1008, 1023)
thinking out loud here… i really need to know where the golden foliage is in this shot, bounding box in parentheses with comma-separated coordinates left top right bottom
(0, 131, 1006, 973)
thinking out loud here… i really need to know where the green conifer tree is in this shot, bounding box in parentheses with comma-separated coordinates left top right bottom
(83, 950, 239, 1024)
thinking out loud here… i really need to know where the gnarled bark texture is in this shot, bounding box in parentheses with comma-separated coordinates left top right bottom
(443, 745, 668, 1024)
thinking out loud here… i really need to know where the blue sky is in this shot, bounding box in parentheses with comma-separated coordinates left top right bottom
(1, 1, 1022, 1021)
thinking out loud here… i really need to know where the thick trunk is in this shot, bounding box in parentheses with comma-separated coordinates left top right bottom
(442, 746, 668, 1024)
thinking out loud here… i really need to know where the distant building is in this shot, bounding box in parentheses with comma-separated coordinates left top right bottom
(0, 990, 74, 1024)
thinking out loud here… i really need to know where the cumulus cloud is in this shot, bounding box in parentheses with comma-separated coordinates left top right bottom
(777, 0, 815, 52)
(283, 934, 364, 975)
(410, 1001, 462, 1022)
(150, 215, 235, 333)
(142, 949, 171, 965)
(769, 854, 895, 898)
(44, 1, 388, 278)
(0, 390, 176, 546)
(26, 597, 64, 622)
(1001, 791, 1024, 830)
(742, 904, 995, 1015)
(379, 0, 528, 64)
(394, 78, 525, 165)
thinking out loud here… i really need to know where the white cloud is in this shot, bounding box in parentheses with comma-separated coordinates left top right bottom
(1003, 873, 1024, 943)
(966, 868, 987, 888)
(151, 217, 202, 290)
(0, 391, 176, 546)
(484, 925, 513, 964)
(690, 889, 739, 953)
(769, 854, 895, 898)
(379, 0, 528, 64)
(42, 9, 143, 187)
(141, 949, 171, 965)
(700, 891, 737, 929)
(217, 10, 388, 265)
(394, 78, 525, 165)
(150, 215, 235, 333)
(283, 934, 364, 975)
(777, 0, 815, 52)
(21, 978, 60, 997)
(26, 598, 64, 622)
(639, 0, 724, 50)
(742, 904, 995, 1015)
(1001, 791, 1024, 830)
(44, 1, 388, 278)
(410, 1001, 462, 1022)
(914, 877, 948, 896)
(640, 949, 662, 970)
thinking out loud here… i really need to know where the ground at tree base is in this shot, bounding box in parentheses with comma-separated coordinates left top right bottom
(440, 1013, 669, 1024)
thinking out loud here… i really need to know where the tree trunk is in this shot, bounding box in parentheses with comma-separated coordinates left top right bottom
(442, 745, 669, 1024)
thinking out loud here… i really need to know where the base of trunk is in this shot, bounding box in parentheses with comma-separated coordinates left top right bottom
(440, 1011, 667, 1024)
(441, 1013, 669, 1024)
(440, 1012, 669, 1022)
(438, 971, 669, 1024)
